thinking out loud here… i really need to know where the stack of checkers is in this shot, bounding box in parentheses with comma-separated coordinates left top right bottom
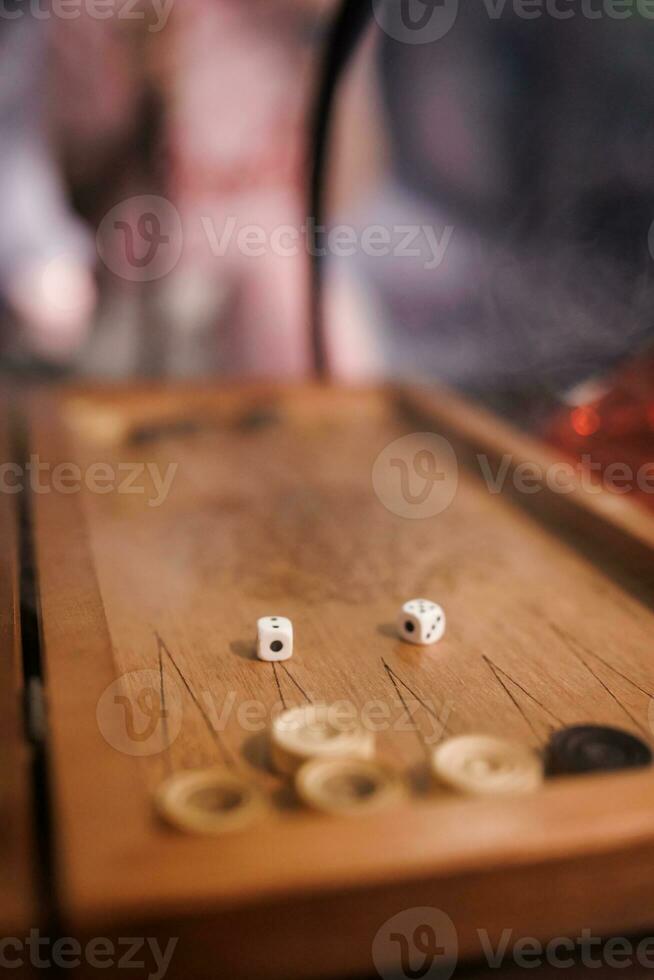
(153, 715, 653, 834)
(270, 704, 404, 816)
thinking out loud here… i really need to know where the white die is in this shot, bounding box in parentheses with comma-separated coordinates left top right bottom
(397, 599, 445, 646)
(257, 616, 293, 662)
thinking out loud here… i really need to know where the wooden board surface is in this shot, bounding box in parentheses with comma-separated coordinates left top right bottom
(27, 383, 654, 979)
(0, 394, 36, 936)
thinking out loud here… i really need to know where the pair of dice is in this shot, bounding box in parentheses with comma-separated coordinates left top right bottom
(256, 599, 445, 662)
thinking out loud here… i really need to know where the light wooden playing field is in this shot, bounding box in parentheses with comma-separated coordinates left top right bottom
(7, 383, 654, 978)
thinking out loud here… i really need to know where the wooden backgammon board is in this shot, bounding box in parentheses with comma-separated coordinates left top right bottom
(4, 382, 654, 979)
(0, 398, 35, 942)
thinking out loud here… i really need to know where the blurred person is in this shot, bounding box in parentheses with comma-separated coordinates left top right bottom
(0, 14, 97, 364)
(166, 0, 335, 377)
(0, 0, 338, 376)
(0, 5, 155, 368)
(14, 0, 654, 398)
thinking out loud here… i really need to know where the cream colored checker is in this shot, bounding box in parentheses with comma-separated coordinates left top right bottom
(154, 768, 266, 835)
(296, 757, 405, 816)
(431, 735, 543, 797)
(270, 704, 375, 776)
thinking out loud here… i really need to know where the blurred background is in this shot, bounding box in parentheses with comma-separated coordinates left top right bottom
(3, 0, 654, 445)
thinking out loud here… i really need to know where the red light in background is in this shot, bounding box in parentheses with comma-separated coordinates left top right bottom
(545, 353, 654, 511)
(570, 406, 601, 437)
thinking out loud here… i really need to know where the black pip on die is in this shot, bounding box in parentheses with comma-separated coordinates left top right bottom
(257, 616, 293, 661)
(397, 599, 446, 646)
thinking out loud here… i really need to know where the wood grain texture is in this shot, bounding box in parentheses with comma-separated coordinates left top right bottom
(0, 393, 36, 936)
(27, 383, 654, 978)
